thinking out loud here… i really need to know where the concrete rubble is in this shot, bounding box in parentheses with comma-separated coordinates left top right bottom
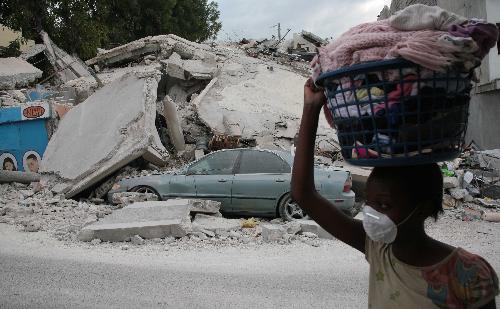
(3, 31, 342, 204)
(2, 29, 498, 254)
(110, 192, 159, 206)
(439, 149, 500, 222)
(0, 182, 114, 240)
(0, 57, 42, 90)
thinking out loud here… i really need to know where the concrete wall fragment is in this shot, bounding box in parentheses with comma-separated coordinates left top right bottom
(0, 58, 42, 90)
(40, 72, 169, 197)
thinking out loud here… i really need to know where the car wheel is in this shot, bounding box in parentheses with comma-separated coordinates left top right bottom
(278, 193, 309, 221)
(130, 186, 162, 200)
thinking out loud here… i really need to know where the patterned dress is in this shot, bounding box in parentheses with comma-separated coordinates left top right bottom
(366, 238, 499, 308)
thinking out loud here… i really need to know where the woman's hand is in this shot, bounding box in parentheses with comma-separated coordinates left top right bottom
(304, 78, 327, 109)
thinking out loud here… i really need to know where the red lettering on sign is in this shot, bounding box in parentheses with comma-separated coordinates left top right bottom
(23, 106, 46, 119)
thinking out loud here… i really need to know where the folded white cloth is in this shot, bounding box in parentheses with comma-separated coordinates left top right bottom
(389, 4, 468, 31)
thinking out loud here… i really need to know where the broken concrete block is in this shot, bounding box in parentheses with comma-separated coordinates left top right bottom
(261, 224, 285, 242)
(188, 199, 221, 214)
(450, 188, 468, 200)
(302, 231, 319, 239)
(443, 177, 459, 189)
(482, 212, 500, 222)
(443, 194, 457, 209)
(162, 56, 215, 81)
(24, 221, 41, 232)
(296, 219, 335, 240)
(283, 221, 301, 235)
(90, 238, 102, 245)
(111, 192, 159, 205)
(0, 57, 42, 90)
(40, 73, 169, 198)
(78, 201, 191, 242)
(130, 234, 145, 245)
(192, 213, 240, 234)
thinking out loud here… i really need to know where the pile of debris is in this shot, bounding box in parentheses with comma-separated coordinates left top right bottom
(0, 181, 114, 240)
(78, 198, 334, 248)
(0, 30, 342, 248)
(441, 148, 500, 222)
(1, 31, 340, 201)
(0, 178, 333, 248)
(237, 30, 327, 77)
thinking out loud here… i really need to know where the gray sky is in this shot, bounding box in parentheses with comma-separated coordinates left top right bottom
(214, 0, 391, 41)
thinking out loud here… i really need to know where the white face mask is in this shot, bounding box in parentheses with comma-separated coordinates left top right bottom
(362, 204, 418, 244)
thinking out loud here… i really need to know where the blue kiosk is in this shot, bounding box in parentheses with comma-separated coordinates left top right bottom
(0, 102, 50, 173)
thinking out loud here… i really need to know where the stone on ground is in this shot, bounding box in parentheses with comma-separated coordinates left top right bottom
(296, 219, 335, 240)
(78, 200, 191, 242)
(261, 224, 285, 243)
(283, 221, 301, 235)
(443, 177, 459, 189)
(130, 235, 145, 245)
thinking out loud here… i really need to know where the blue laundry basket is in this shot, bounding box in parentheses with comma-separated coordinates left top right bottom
(316, 59, 471, 167)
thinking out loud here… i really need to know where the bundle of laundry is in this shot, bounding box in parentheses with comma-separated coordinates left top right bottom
(314, 4, 499, 162)
(312, 4, 499, 80)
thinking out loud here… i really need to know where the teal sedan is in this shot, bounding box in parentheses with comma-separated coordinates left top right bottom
(108, 148, 355, 220)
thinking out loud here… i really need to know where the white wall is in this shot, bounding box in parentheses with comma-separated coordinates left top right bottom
(486, 0, 500, 81)
(0, 25, 35, 51)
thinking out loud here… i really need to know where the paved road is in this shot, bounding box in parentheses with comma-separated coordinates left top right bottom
(0, 224, 369, 309)
(2, 215, 498, 309)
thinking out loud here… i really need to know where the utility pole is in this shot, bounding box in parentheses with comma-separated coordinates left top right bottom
(271, 23, 282, 41)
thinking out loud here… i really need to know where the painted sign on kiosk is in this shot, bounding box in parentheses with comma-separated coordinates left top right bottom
(0, 102, 50, 173)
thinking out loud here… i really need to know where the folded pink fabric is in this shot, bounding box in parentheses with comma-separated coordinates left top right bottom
(311, 20, 466, 80)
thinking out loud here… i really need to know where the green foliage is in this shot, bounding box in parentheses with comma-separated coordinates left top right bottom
(0, 0, 222, 60)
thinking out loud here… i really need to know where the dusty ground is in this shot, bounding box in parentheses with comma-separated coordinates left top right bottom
(1, 214, 498, 309)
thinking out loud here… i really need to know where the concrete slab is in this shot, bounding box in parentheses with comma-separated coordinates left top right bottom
(41, 31, 94, 84)
(40, 72, 169, 198)
(78, 201, 191, 242)
(86, 34, 216, 68)
(192, 213, 240, 234)
(162, 56, 216, 81)
(0, 58, 42, 90)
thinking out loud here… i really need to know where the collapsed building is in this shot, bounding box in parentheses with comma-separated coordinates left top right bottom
(1, 32, 340, 199)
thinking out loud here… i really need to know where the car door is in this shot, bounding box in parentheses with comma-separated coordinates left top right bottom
(231, 150, 291, 216)
(166, 172, 197, 199)
(187, 150, 240, 213)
